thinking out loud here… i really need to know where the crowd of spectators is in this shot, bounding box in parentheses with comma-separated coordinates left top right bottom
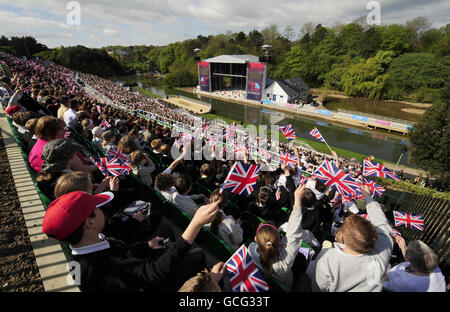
(1, 51, 446, 292)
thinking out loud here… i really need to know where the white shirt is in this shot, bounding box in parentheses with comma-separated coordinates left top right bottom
(171, 192, 199, 217)
(63, 108, 77, 128)
(383, 262, 446, 292)
(70, 234, 110, 255)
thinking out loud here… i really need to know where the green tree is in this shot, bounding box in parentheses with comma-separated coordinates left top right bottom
(384, 53, 448, 101)
(408, 100, 450, 186)
(379, 24, 410, 55)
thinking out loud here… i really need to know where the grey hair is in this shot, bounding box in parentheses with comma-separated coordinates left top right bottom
(405, 240, 439, 273)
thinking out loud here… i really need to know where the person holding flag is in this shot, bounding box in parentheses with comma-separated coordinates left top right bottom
(309, 127, 333, 153)
(248, 184, 316, 290)
(306, 184, 394, 292)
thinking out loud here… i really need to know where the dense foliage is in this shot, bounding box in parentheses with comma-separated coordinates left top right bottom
(1, 17, 448, 99)
(408, 89, 450, 188)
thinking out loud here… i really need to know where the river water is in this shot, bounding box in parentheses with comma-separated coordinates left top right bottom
(145, 86, 413, 167)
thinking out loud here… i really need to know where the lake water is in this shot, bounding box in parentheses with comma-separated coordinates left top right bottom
(145, 86, 413, 167)
(323, 96, 426, 123)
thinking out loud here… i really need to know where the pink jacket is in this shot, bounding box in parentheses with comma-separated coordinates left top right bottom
(28, 138, 48, 172)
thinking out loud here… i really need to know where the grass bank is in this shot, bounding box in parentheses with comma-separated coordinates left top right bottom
(202, 113, 392, 165)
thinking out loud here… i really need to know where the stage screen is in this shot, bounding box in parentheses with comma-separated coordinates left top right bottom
(246, 63, 265, 101)
(198, 61, 210, 92)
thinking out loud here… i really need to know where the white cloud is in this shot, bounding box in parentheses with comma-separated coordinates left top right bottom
(0, 0, 448, 48)
(103, 28, 117, 36)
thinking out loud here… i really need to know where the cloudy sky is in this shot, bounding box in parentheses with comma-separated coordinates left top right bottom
(0, 0, 448, 48)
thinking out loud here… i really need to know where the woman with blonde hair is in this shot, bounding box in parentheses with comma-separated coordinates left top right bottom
(53, 171, 115, 198)
(248, 184, 310, 290)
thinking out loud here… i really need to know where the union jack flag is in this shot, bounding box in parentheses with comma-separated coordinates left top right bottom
(106, 146, 129, 163)
(64, 128, 71, 138)
(221, 162, 261, 196)
(393, 211, 424, 231)
(226, 245, 269, 292)
(279, 151, 298, 168)
(309, 127, 326, 142)
(363, 159, 400, 181)
(280, 124, 296, 141)
(359, 214, 369, 219)
(100, 119, 111, 129)
(331, 194, 343, 209)
(392, 229, 402, 237)
(258, 148, 271, 163)
(312, 160, 360, 197)
(91, 156, 130, 177)
(359, 177, 385, 198)
(234, 144, 247, 160)
(275, 187, 281, 200)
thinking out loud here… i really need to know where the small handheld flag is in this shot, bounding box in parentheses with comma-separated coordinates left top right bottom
(91, 156, 130, 177)
(226, 245, 269, 292)
(280, 124, 296, 141)
(363, 159, 400, 181)
(279, 151, 298, 168)
(393, 211, 424, 231)
(220, 162, 261, 196)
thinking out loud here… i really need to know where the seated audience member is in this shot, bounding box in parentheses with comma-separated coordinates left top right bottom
(155, 173, 177, 201)
(29, 116, 66, 172)
(207, 189, 243, 250)
(171, 174, 207, 217)
(150, 139, 163, 161)
(81, 118, 94, 141)
(248, 184, 311, 290)
(37, 139, 96, 199)
(91, 126, 105, 149)
(178, 262, 229, 292)
(129, 128, 144, 150)
(24, 118, 39, 151)
(57, 96, 69, 120)
(42, 191, 222, 291)
(117, 135, 139, 155)
(383, 236, 446, 292)
(248, 186, 286, 226)
(101, 130, 118, 153)
(130, 150, 156, 187)
(307, 185, 394, 292)
(159, 144, 173, 167)
(197, 162, 219, 191)
(63, 99, 78, 129)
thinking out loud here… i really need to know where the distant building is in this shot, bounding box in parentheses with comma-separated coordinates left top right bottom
(264, 77, 310, 104)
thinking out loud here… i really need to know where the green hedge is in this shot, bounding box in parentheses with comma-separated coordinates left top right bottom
(372, 177, 450, 201)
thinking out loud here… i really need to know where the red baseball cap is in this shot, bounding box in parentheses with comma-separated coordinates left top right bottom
(6, 105, 25, 116)
(42, 191, 114, 241)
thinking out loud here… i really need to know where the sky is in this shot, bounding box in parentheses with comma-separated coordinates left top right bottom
(0, 0, 448, 48)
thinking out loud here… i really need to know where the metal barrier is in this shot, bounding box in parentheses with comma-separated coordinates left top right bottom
(380, 188, 449, 266)
(336, 108, 414, 126)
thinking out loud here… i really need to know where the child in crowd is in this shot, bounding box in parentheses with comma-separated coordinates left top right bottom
(42, 191, 222, 291)
(306, 185, 393, 292)
(130, 150, 156, 187)
(248, 184, 312, 290)
(207, 189, 243, 250)
(101, 129, 118, 153)
(171, 174, 208, 217)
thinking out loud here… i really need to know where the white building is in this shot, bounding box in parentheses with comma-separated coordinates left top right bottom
(264, 77, 310, 105)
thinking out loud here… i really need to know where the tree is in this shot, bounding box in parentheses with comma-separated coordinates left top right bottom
(408, 99, 450, 187)
(405, 16, 432, 51)
(283, 25, 296, 41)
(384, 53, 448, 101)
(261, 24, 280, 43)
(379, 24, 410, 55)
(338, 23, 364, 56)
